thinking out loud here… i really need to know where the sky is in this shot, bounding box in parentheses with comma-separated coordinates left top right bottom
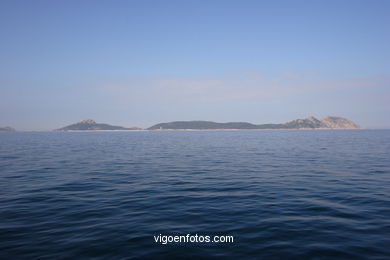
(0, 0, 389, 130)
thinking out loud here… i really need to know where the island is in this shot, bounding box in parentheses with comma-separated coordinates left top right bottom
(56, 119, 141, 131)
(147, 116, 359, 130)
(0, 126, 16, 132)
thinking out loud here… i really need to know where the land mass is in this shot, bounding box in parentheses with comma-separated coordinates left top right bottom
(55, 116, 359, 131)
(148, 116, 360, 130)
(56, 120, 141, 131)
(0, 126, 16, 132)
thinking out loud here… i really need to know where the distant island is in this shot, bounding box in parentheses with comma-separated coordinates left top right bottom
(56, 119, 141, 131)
(0, 126, 16, 132)
(54, 116, 359, 131)
(148, 116, 360, 130)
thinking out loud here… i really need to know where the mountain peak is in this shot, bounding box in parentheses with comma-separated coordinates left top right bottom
(307, 116, 319, 121)
(79, 119, 96, 124)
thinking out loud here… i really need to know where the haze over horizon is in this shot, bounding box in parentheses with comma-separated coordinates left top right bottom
(1, 0, 389, 131)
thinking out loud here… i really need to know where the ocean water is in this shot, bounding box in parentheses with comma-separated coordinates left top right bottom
(0, 130, 389, 259)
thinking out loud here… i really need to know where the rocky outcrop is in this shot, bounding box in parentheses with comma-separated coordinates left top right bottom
(320, 116, 360, 129)
(284, 116, 326, 129)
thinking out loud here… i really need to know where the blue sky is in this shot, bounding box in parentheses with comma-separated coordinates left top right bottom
(1, 0, 389, 130)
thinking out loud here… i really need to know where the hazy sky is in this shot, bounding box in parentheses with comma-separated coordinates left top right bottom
(1, 0, 389, 130)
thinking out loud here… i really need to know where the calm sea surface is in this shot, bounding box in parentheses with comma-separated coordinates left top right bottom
(0, 130, 389, 259)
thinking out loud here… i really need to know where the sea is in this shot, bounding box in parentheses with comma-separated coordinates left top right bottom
(0, 130, 389, 259)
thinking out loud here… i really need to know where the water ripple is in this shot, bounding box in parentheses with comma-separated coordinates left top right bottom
(0, 130, 389, 259)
